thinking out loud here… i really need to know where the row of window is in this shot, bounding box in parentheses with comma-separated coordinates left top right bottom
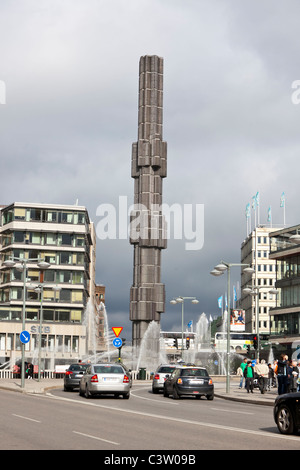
(0, 288, 86, 305)
(277, 256, 300, 280)
(280, 285, 300, 308)
(3, 249, 87, 266)
(2, 207, 87, 226)
(1, 268, 85, 285)
(0, 307, 83, 323)
(0, 332, 80, 354)
(270, 312, 300, 336)
(2, 231, 86, 248)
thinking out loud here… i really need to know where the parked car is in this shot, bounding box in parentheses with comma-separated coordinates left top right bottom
(163, 366, 214, 400)
(152, 364, 178, 394)
(64, 363, 89, 391)
(274, 392, 300, 434)
(79, 363, 132, 399)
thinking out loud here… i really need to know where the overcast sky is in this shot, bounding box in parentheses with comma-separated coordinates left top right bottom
(1, 1, 300, 341)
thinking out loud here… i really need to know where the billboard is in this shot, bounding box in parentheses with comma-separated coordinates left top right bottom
(230, 309, 245, 331)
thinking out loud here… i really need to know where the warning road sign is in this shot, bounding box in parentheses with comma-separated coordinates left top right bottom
(112, 327, 123, 338)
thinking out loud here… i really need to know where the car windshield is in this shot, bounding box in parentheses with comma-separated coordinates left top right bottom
(181, 368, 208, 377)
(158, 366, 176, 373)
(69, 364, 88, 371)
(93, 365, 124, 374)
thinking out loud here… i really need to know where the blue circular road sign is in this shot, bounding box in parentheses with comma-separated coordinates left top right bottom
(113, 337, 123, 348)
(20, 330, 31, 344)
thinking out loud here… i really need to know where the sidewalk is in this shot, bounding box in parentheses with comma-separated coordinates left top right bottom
(0, 376, 279, 405)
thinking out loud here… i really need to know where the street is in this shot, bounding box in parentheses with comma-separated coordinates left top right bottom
(0, 383, 299, 451)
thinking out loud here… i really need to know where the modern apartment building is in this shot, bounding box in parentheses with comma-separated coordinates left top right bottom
(240, 226, 281, 335)
(269, 224, 300, 350)
(0, 202, 96, 369)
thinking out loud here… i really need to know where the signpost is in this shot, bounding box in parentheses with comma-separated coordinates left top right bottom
(20, 330, 31, 344)
(112, 327, 124, 361)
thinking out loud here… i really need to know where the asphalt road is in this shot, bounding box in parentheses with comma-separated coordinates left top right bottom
(1, 383, 299, 452)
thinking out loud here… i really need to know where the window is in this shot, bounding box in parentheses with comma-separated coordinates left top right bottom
(60, 252, 72, 265)
(14, 208, 26, 220)
(46, 233, 56, 245)
(14, 231, 25, 243)
(46, 211, 57, 222)
(71, 291, 83, 303)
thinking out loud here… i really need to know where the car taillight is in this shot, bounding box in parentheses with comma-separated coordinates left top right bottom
(123, 375, 130, 383)
(154, 374, 160, 380)
(91, 374, 98, 382)
(209, 379, 213, 385)
(65, 371, 73, 376)
(177, 378, 183, 384)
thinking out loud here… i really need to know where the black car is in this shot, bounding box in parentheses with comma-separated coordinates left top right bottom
(64, 363, 89, 391)
(274, 392, 300, 434)
(163, 366, 214, 400)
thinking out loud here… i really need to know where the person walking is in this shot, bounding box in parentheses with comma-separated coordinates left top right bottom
(244, 360, 255, 393)
(238, 358, 247, 389)
(254, 359, 269, 394)
(275, 354, 288, 395)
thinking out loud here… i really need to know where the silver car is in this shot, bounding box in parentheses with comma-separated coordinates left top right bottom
(152, 364, 178, 393)
(79, 363, 132, 399)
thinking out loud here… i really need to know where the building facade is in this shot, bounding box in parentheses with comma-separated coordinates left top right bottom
(269, 224, 300, 351)
(241, 226, 280, 335)
(0, 202, 96, 370)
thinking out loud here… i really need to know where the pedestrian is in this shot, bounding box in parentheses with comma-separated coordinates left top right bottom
(238, 358, 247, 389)
(297, 362, 300, 392)
(268, 363, 275, 391)
(254, 359, 269, 394)
(275, 354, 288, 395)
(244, 360, 255, 393)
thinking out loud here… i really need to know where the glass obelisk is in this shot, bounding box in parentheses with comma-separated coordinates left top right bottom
(130, 55, 167, 349)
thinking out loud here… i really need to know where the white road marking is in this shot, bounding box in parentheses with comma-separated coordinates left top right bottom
(12, 413, 41, 423)
(210, 407, 253, 415)
(73, 431, 120, 446)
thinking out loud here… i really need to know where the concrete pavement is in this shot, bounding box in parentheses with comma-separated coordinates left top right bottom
(0, 376, 279, 406)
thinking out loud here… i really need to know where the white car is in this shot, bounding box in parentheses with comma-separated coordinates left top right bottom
(79, 363, 132, 399)
(152, 364, 178, 394)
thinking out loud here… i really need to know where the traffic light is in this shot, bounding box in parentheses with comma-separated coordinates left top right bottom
(246, 344, 251, 355)
(186, 337, 190, 349)
(173, 338, 178, 349)
(253, 335, 258, 350)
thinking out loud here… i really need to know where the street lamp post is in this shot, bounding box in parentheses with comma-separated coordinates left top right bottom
(3, 257, 50, 388)
(170, 296, 199, 358)
(242, 285, 278, 360)
(211, 261, 254, 394)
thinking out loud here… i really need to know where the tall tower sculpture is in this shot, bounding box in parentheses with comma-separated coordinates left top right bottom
(130, 55, 167, 349)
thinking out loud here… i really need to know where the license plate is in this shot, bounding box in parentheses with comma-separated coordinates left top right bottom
(103, 377, 118, 382)
(190, 379, 204, 384)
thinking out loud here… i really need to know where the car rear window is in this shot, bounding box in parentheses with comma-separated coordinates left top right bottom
(158, 367, 176, 373)
(181, 368, 208, 377)
(69, 364, 88, 371)
(93, 365, 124, 374)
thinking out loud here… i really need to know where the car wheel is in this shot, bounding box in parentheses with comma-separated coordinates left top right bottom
(206, 393, 214, 400)
(79, 385, 84, 397)
(64, 385, 71, 392)
(172, 386, 180, 399)
(163, 387, 169, 398)
(195, 395, 201, 400)
(123, 392, 130, 399)
(152, 388, 159, 394)
(276, 404, 295, 434)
